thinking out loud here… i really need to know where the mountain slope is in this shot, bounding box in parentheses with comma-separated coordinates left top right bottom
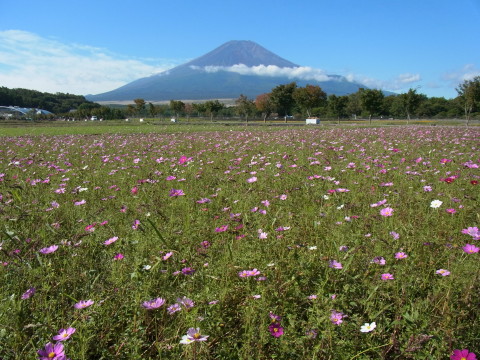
(87, 40, 366, 102)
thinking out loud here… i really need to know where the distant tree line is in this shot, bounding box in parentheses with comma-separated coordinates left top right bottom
(1, 76, 479, 123)
(249, 79, 480, 123)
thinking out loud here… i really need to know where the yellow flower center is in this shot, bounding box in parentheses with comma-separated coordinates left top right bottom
(48, 352, 56, 358)
(193, 333, 201, 339)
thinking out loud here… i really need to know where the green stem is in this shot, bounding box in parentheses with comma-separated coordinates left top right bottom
(349, 342, 391, 360)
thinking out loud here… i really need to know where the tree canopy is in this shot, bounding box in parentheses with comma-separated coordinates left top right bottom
(456, 76, 480, 124)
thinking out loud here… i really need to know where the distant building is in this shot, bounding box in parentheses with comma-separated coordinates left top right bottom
(0, 106, 53, 119)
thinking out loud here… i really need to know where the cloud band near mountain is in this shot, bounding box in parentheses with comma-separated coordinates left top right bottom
(190, 64, 335, 82)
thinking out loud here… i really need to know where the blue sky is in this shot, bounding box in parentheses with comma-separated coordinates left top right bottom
(1, 0, 479, 99)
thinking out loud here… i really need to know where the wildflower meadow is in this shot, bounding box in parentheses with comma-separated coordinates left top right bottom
(0, 124, 479, 359)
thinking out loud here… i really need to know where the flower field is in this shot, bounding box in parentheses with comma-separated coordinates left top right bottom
(0, 125, 479, 359)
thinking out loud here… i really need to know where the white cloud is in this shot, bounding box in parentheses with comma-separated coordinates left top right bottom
(0, 30, 176, 95)
(190, 64, 335, 82)
(442, 64, 480, 85)
(191, 63, 422, 93)
(345, 72, 421, 92)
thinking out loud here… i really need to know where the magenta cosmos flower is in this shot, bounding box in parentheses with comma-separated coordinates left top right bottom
(379, 207, 394, 217)
(21, 287, 36, 300)
(37, 342, 65, 360)
(74, 299, 94, 309)
(450, 349, 477, 360)
(463, 244, 480, 254)
(169, 188, 185, 197)
(268, 323, 284, 337)
(215, 225, 228, 232)
(142, 297, 166, 310)
(53, 327, 76, 341)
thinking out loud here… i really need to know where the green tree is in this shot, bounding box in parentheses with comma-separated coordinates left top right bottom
(398, 88, 423, 123)
(328, 94, 349, 122)
(360, 88, 384, 124)
(235, 94, 255, 124)
(170, 100, 185, 119)
(255, 93, 274, 123)
(456, 76, 480, 125)
(293, 85, 327, 117)
(270, 82, 297, 122)
(148, 103, 158, 118)
(133, 98, 146, 117)
(203, 100, 224, 121)
(346, 91, 362, 119)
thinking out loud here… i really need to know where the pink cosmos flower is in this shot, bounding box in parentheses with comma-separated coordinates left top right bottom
(74, 299, 94, 309)
(196, 198, 211, 204)
(39, 245, 58, 254)
(246, 176, 257, 183)
(114, 253, 124, 260)
(330, 310, 345, 325)
(21, 287, 36, 300)
(436, 269, 450, 276)
(37, 342, 65, 360)
(104, 236, 118, 245)
(142, 297, 166, 310)
(446, 208, 456, 214)
(132, 219, 140, 230)
(389, 231, 400, 240)
(372, 256, 386, 265)
(268, 323, 284, 337)
(184, 327, 209, 342)
(167, 303, 182, 314)
(238, 268, 261, 277)
(74, 199, 86, 206)
(162, 252, 173, 260)
(329, 260, 343, 269)
(380, 207, 394, 217)
(395, 252, 408, 259)
(462, 227, 480, 240)
(215, 225, 228, 232)
(381, 273, 394, 280)
(53, 327, 76, 341)
(258, 231, 268, 239)
(450, 349, 477, 360)
(463, 244, 480, 254)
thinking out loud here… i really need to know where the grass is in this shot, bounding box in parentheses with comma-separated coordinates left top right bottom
(0, 124, 479, 359)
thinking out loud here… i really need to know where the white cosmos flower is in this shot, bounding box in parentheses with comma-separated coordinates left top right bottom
(360, 322, 376, 333)
(180, 335, 194, 344)
(430, 200, 443, 208)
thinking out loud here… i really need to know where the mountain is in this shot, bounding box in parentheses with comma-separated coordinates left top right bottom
(87, 40, 367, 102)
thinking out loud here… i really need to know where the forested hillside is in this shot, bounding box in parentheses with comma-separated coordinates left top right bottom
(0, 87, 95, 114)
